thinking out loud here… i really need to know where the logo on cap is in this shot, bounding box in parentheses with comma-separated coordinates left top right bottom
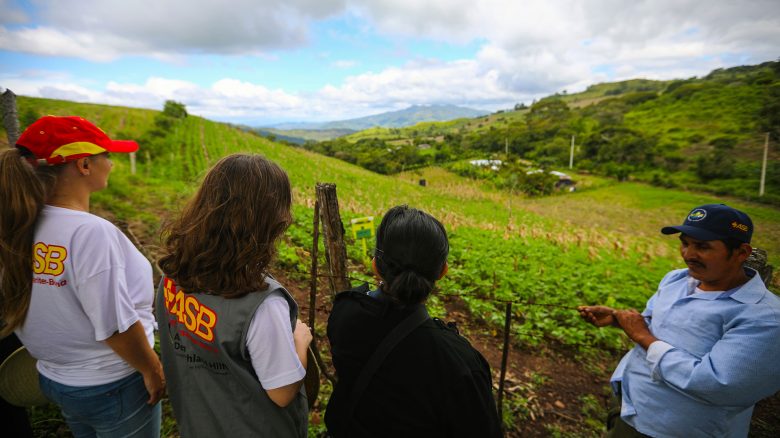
(731, 221, 749, 233)
(687, 209, 707, 221)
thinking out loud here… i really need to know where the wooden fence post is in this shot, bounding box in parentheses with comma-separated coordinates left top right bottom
(1, 88, 20, 147)
(497, 302, 512, 434)
(308, 200, 337, 385)
(130, 152, 137, 174)
(315, 183, 351, 294)
(309, 200, 321, 329)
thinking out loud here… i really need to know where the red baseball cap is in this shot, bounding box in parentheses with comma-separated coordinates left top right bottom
(15, 116, 138, 166)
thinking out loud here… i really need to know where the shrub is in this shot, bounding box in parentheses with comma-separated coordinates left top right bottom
(695, 151, 735, 181)
(603, 163, 632, 181)
(518, 171, 558, 197)
(163, 100, 188, 119)
(621, 91, 659, 106)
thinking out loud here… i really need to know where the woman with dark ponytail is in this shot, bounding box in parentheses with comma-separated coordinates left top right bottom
(325, 205, 501, 438)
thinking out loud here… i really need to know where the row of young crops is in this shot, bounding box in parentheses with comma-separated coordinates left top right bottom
(277, 204, 679, 354)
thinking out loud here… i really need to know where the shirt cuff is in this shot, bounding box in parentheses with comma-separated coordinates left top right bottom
(260, 364, 306, 390)
(646, 340, 674, 381)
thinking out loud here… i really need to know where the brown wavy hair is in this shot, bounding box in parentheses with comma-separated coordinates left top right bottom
(158, 154, 292, 297)
(0, 148, 62, 336)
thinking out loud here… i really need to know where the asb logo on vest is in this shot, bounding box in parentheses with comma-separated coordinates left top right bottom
(163, 278, 218, 345)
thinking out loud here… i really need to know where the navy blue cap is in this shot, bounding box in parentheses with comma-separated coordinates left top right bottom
(661, 204, 753, 243)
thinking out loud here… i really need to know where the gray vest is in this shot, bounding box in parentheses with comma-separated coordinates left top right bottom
(156, 276, 308, 437)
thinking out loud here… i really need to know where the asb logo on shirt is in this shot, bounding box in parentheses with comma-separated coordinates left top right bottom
(163, 278, 218, 344)
(33, 242, 67, 275)
(32, 242, 68, 287)
(687, 209, 707, 222)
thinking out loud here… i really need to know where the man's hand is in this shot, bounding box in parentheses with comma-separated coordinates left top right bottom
(578, 305, 618, 327)
(613, 309, 658, 350)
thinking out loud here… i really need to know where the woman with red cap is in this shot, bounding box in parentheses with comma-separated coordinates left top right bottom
(0, 116, 164, 437)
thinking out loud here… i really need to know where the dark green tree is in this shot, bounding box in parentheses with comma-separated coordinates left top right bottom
(163, 100, 188, 119)
(526, 99, 571, 141)
(695, 137, 736, 182)
(759, 83, 780, 138)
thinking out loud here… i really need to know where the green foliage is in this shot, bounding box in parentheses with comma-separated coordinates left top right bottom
(759, 82, 780, 138)
(305, 136, 431, 175)
(579, 394, 608, 435)
(620, 91, 659, 106)
(695, 137, 736, 182)
(585, 78, 668, 98)
(526, 99, 571, 142)
(583, 126, 656, 167)
(438, 225, 675, 351)
(517, 171, 559, 197)
(19, 107, 40, 131)
(667, 82, 716, 101)
(163, 100, 188, 119)
(663, 78, 693, 94)
(139, 102, 191, 162)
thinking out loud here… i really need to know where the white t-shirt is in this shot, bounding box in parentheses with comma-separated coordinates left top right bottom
(245, 291, 305, 390)
(15, 206, 156, 386)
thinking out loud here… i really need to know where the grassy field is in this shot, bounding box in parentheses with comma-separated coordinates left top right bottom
(5, 96, 780, 436)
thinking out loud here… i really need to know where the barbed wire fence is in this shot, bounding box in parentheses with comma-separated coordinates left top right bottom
(305, 183, 592, 425)
(305, 182, 776, 426)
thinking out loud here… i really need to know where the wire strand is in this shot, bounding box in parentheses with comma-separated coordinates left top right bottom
(313, 273, 581, 311)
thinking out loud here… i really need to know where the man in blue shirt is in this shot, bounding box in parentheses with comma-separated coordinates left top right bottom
(579, 204, 780, 437)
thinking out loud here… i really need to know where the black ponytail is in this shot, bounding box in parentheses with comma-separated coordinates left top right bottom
(374, 205, 449, 306)
(385, 270, 434, 306)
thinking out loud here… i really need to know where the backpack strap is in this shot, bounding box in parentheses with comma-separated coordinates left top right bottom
(343, 304, 430, 435)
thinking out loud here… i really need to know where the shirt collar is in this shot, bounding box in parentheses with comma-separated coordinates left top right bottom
(728, 268, 767, 304)
(685, 268, 766, 303)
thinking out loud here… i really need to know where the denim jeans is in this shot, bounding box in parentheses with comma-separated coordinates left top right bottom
(39, 372, 161, 438)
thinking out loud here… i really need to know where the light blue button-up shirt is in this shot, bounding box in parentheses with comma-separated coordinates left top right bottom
(611, 268, 780, 437)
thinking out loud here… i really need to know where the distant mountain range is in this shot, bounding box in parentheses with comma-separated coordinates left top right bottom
(266, 104, 488, 131)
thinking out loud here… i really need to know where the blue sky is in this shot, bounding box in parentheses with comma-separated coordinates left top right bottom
(1, 0, 778, 125)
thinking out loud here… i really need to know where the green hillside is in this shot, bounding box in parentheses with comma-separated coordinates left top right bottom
(4, 96, 780, 436)
(257, 127, 356, 143)
(304, 60, 780, 205)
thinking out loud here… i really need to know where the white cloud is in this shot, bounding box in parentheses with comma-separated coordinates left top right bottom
(0, 26, 137, 62)
(318, 58, 515, 109)
(6, 0, 778, 64)
(2, 0, 779, 122)
(354, 0, 780, 87)
(0, 0, 348, 58)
